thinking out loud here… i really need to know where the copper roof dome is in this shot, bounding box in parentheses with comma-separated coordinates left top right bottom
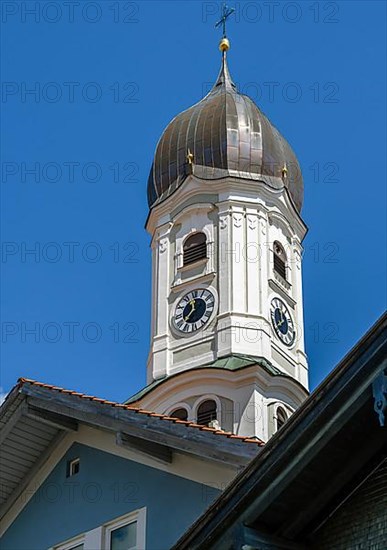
(147, 46, 303, 212)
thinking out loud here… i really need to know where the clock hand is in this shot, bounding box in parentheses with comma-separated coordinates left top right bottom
(184, 299, 196, 321)
(276, 311, 286, 329)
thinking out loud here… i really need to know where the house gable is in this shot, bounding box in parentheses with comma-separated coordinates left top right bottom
(1, 379, 260, 547)
(1, 441, 221, 550)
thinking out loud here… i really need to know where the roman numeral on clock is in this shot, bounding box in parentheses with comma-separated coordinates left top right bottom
(174, 288, 216, 333)
(270, 297, 295, 347)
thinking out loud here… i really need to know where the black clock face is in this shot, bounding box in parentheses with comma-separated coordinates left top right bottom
(174, 289, 215, 333)
(270, 298, 295, 347)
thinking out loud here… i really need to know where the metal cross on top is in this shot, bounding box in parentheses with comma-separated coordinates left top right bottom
(215, 4, 235, 38)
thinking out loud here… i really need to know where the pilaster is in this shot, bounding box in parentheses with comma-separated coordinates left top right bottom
(149, 222, 173, 381)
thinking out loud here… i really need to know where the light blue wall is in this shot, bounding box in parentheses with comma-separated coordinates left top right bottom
(1, 443, 221, 550)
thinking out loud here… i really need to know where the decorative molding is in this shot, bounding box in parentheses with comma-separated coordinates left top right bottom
(207, 240, 215, 274)
(155, 222, 173, 254)
(170, 271, 216, 291)
(372, 369, 387, 427)
(171, 202, 216, 225)
(175, 251, 183, 271)
(268, 212, 294, 241)
(146, 176, 307, 240)
(247, 215, 258, 230)
(219, 214, 228, 230)
(159, 238, 168, 253)
(268, 279, 296, 308)
(273, 270, 292, 291)
(294, 249, 301, 270)
(233, 213, 243, 228)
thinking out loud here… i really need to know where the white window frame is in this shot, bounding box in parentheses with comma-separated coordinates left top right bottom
(49, 508, 146, 550)
(52, 534, 85, 550)
(104, 507, 146, 550)
(68, 457, 80, 477)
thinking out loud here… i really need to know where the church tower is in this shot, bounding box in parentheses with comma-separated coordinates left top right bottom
(129, 36, 309, 442)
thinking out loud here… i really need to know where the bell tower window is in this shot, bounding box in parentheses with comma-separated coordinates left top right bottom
(273, 241, 287, 280)
(170, 408, 188, 421)
(183, 232, 207, 266)
(276, 406, 288, 431)
(197, 399, 217, 425)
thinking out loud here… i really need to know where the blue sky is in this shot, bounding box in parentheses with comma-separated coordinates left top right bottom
(1, 1, 386, 402)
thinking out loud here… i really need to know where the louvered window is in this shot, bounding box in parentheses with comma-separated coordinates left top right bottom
(276, 407, 288, 431)
(197, 400, 217, 425)
(183, 232, 207, 266)
(273, 241, 287, 280)
(170, 408, 188, 421)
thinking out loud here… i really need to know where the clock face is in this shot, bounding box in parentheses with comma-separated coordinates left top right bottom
(174, 289, 215, 333)
(270, 298, 295, 347)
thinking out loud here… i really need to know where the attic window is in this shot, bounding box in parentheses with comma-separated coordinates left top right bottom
(170, 408, 188, 421)
(273, 241, 287, 280)
(183, 232, 207, 266)
(67, 458, 80, 477)
(197, 400, 217, 426)
(276, 407, 288, 431)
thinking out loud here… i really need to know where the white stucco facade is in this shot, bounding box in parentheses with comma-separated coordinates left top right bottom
(137, 172, 309, 441)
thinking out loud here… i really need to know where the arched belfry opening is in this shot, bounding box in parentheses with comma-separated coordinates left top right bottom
(273, 241, 287, 280)
(197, 400, 217, 426)
(183, 233, 207, 266)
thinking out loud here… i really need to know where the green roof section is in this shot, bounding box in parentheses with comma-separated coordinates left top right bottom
(124, 354, 288, 404)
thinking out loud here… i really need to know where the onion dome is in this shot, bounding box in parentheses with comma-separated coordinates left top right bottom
(147, 40, 303, 212)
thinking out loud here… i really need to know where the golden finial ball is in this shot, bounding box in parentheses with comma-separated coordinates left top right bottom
(219, 38, 230, 52)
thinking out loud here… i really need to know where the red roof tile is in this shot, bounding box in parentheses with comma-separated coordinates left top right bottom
(16, 378, 264, 446)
